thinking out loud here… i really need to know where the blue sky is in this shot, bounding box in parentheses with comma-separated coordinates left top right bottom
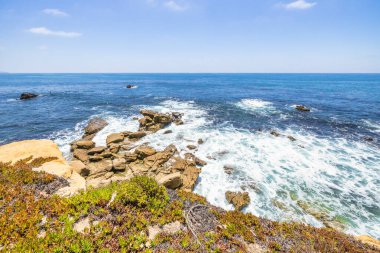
(0, 0, 379, 73)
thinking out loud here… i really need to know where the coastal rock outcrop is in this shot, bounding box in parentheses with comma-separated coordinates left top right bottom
(295, 105, 311, 112)
(83, 117, 108, 140)
(20, 92, 38, 100)
(225, 191, 250, 211)
(138, 109, 183, 132)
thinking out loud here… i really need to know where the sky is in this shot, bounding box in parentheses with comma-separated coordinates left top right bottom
(0, 0, 379, 73)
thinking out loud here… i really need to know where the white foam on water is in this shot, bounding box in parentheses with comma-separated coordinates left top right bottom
(362, 119, 380, 134)
(236, 99, 277, 115)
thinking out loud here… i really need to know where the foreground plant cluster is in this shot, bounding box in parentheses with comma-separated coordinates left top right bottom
(0, 159, 378, 253)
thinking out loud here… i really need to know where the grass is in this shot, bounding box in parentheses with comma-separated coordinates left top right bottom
(0, 159, 378, 252)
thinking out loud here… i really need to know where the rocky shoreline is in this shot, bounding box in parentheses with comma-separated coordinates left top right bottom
(0, 108, 379, 252)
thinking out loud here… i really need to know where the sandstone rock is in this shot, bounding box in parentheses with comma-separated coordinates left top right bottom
(147, 225, 161, 241)
(157, 172, 183, 189)
(127, 161, 150, 176)
(86, 177, 111, 189)
(225, 191, 250, 211)
(126, 131, 146, 139)
(73, 149, 89, 162)
(55, 172, 86, 197)
(87, 159, 113, 176)
(144, 145, 177, 170)
(138, 116, 153, 127)
(69, 160, 89, 177)
(113, 158, 126, 171)
(20, 92, 38, 100)
(135, 145, 156, 159)
(295, 105, 311, 112)
(101, 151, 114, 159)
(108, 143, 121, 154)
(106, 133, 124, 146)
(88, 155, 103, 162)
(73, 217, 90, 234)
(75, 140, 95, 150)
(187, 145, 197, 150)
(125, 152, 138, 162)
(0, 139, 72, 178)
(87, 146, 106, 155)
(181, 166, 201, 191)
(84, 117, 108, 135)
(184, 153, 206, 167)
(153, 114, 172, 124)
(140, 109, 157, 119)
(162, 221, 181, 234)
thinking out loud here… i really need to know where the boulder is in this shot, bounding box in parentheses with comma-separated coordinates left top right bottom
(157, 172, 183, 189)
(171, 112, 183, 119)
(88, 156, 103, 162)
(198, 138, 204, 144)
(113, 158, 126, 171)
(184, 153, 206, 167)
(73, 217, 90, 234)
(0, 139, 72, 178)
(125, 131, 146, 139)
(174, 119, 184, 125)
(20, 92, 38, 100)
(69, 160, 89, 177)
(139, 109, 175, 132)
(140, 109, 157, 119)
(84, 117, 108, 135)
(125, 152, 138, 162)
(135, 145, 157, 159)
(126, 85, 136, 89)
(73, 149, 89, 163)
(287, 136, 296, 142)
(108, 143, 121, 154)
(225, 191, 250, 211)
(270, 131, 281, 137)
(224, 165, 234, 175)
(106, 133, 124, 146)
(87, 159, 113, 176)
(75, 140, 95, 150)
(181, 166, 201, 191)
(87, 146, 106, 155)
(187, 145, 197, 150)
(295, 105, 311, 112)
(55, 172, 86, 197)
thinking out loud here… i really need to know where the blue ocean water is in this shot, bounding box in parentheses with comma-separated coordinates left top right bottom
(0, 73, 379, 238)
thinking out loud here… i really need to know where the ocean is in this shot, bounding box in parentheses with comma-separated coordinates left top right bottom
(0, 73, 379, 239)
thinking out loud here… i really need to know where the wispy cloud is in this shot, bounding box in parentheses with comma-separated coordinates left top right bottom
(281, 0, 317, 10)
(43, 8, 69, 17)
(163, 1, 188, 11)
(28, 27, 82, 38)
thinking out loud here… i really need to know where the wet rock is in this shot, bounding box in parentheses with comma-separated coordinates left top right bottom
(270, 130, 281, 137)
(20, 92, 38, 100)
(198, 138, 204, 145)
(87, 146, 106, 155)
(163, 130, 173, 134)
(184, 153, 206, 167)
(187, 145, 197, 150)
(73, 149, 89, 163)
(223, 165, 234, 175)
(295, 105, 311, 112)
(126, 85, 136, 89)
(174, 119, 184, 125)
(70, 160, 89, 177)
(225, 191, 250, 211)
(84, 117, 108, 136)
(157, 172, 183, 189)
(171, 112, 183, 119)
(363, 136, 374, 142)
(287, 136, 296, 142)
(106, 133, 124, 146)
(135, 145, 157, 159)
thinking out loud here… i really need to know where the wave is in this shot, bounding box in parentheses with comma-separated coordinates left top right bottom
(362, 119, 380, 134)
(235, 99, 277, 115)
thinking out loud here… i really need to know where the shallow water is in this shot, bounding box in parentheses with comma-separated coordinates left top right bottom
(0, 73, 379, 238)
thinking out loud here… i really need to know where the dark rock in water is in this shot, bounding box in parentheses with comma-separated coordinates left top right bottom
(126, 85, 136, 89)
(20, 93, 38, 100)
(363, 136, 374, 142)
(270, 130, 281, 137)
(163, 130, 173, 134)
(295, 105, 311, 112)
(287, 136, 296, 142)
(224, 165, 234, 175)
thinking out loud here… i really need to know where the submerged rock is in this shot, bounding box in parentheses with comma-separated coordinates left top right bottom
(225, 191, 250, 211)
(20, 92, 38, 100)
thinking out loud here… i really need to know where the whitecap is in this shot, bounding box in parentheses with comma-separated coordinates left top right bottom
(362, 119, 380, 133)
(235, 99, 277, 115)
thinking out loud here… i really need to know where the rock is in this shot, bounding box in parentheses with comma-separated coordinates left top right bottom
(125, 152, 138, 162)
(181, 166, 201, 191)
(74, 140, 95, 150)
(127, 161, 149, 176)
(270, 130, 281, 137)
(106, 133, 124, 146)
(108, 143, 121, 154)
(295, 105, 311, 112)
(187, 145, 197, 150)
(287, 136, 296, 142)
(139, 109, 175, 132)
(101, 151, 114, 159)
(144, 145, 177, 170)
(20, 92, 38, 100)
(86, 177, 111, 189)
(84, 117, 108, 135)
(69, 160, 89, 177)
(163, 130, 173, 134)
(135, 145, 157, 159)
(73, 149, 89, 163)
(153, 114, 172, 124)
(356, 235, 380, 249)
(224, 165, 234, 175)
(0, 139, 72, 178)
(126, 85, 136, 89)
(157, 172, 183, 189)
(113, 158, 126, 171)
(147, 225, 161, 241)
(87, 146, 106, 155)
(73, 217, 90, 234)
(225, 191, 250, 211)
(171, 112, 183, 119)
(87, 159, 113, 176)
(162, 221, 182, 234)
(88, 156, 103, 162)
(55, 172, 86, 197)
(198, 138, 204, 144)
(126, 131, 146, 139)
(363, 136, 374, 142)
(174, 119, 184, 125)
(140, 109, 157, 119)
(138, 116, 153, 127)
(184, 153, 206, 167)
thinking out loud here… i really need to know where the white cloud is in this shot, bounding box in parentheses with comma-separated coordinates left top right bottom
(163, 1, 187, 11)
(43, 8, 69, 17)
(29, 27, 82, 38)
(282, 0, 316, 10)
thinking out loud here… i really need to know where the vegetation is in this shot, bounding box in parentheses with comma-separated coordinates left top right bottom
(0, 159, 378, 252)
